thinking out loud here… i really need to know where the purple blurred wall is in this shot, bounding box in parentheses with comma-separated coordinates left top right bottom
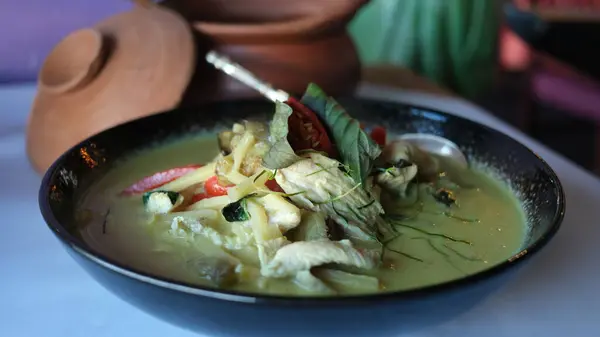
(0, 0, 132, 83)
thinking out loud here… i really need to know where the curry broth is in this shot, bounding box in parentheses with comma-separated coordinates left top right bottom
(77, 135, 527, 295)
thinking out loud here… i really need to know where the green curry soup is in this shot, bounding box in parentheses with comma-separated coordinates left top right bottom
(76, 134, 527, 296)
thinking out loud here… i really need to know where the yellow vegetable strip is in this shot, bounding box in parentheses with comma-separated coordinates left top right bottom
(155, 163, 216, 192)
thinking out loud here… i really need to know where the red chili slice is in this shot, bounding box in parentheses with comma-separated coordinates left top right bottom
(370, 126, 387, 147)
(121, 164, 203, 195)
(265, 179, 284, 193)
(286, 97, 337, 158)
(195, 177, 282, 201)
(204, 175, 233, 197)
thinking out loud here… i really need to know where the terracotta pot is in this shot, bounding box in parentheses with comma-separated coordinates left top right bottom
(161, 0, 368, 104)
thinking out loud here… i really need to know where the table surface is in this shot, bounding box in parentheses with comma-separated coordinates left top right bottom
(2, 83, 599, 337)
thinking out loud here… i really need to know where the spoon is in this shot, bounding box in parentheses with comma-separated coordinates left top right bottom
(397, 133, 468, 169)
(205, 51, 469, 168)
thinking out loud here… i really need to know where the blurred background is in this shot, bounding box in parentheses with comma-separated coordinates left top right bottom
(2, 0, 600, 175)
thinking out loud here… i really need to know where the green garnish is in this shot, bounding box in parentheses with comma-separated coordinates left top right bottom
(358, 199, 376, 209)
(306, 163, 338, 177)
(269, 169, 277, 180)
(281, 191, 306, 198)
(389, 222, 472, 245)
(301, 83, 381, 186)
(441, 212, 479, 223)
(221, 193, 257, 222)
(420, 209, 479, 223)
(253, 170, 267, 183)
(407, 237, 470, 273)
(314, 182, 362, 205)
(425, 239, 450, 258)
(443, 243, 482, 262)
(373, 160, 413, 176)
(386, 249, 425, 263)
(330, 203, 354, 237)
(330, 202, 379, 241)
(382, 233, 402, 246)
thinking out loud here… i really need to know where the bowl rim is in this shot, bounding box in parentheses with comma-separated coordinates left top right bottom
(39, 98, 566, 305)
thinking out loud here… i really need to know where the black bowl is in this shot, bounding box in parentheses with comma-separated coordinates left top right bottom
(39, 98, 565, 337)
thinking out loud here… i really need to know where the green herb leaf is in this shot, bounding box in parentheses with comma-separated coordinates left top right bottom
(221, 193, 257, 222)
(300, 83, 381, 185)
(262, 102, 303, 169)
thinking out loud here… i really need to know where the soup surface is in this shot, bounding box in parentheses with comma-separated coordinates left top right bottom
(77, 134, 527, 296)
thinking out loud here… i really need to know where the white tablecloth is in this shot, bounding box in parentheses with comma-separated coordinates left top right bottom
(2, 83, 599, 337)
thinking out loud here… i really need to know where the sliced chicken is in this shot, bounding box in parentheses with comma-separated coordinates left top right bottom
(255, 194, 302, 233)
(294, 270, 335, 294)
(262, 239, 380, 278)
(275, 153, 392, 241)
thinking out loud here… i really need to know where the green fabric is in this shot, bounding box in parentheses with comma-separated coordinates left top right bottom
(349, 0, 501, 99)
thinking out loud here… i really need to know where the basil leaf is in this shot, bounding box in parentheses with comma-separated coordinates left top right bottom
(301, 83, 381, 185)
(262, 102, 303, 169)
(221, 193, 257, 222)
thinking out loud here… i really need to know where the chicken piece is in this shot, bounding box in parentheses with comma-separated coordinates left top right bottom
(275, 153, 391, 241)
(262, 239, 380, 278)
(313, 268, 381, 293)
(379, 140, 439, 181)
(294, 270, 335, 294)
(288, 211, 329, 242)
(256, 237, 290, 270)
(255, 194, 302, 233)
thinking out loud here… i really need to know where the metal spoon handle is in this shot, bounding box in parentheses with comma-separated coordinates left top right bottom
(205, 51, 290, 103)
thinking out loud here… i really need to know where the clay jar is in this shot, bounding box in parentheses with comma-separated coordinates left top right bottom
(162, 0, 369, 104)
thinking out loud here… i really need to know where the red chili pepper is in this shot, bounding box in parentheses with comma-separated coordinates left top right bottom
(265, 179, 284, 193)
(121, 164, 203, 195)
(204, 175, 233, 197)
(190, 193, 210, 203)
(195, 177, 282, 202)
(370, 126, 387, 147)
(286, 97, 337, 158)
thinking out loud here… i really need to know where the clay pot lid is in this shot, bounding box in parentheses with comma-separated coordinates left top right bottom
(27, 5, 195, 174)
